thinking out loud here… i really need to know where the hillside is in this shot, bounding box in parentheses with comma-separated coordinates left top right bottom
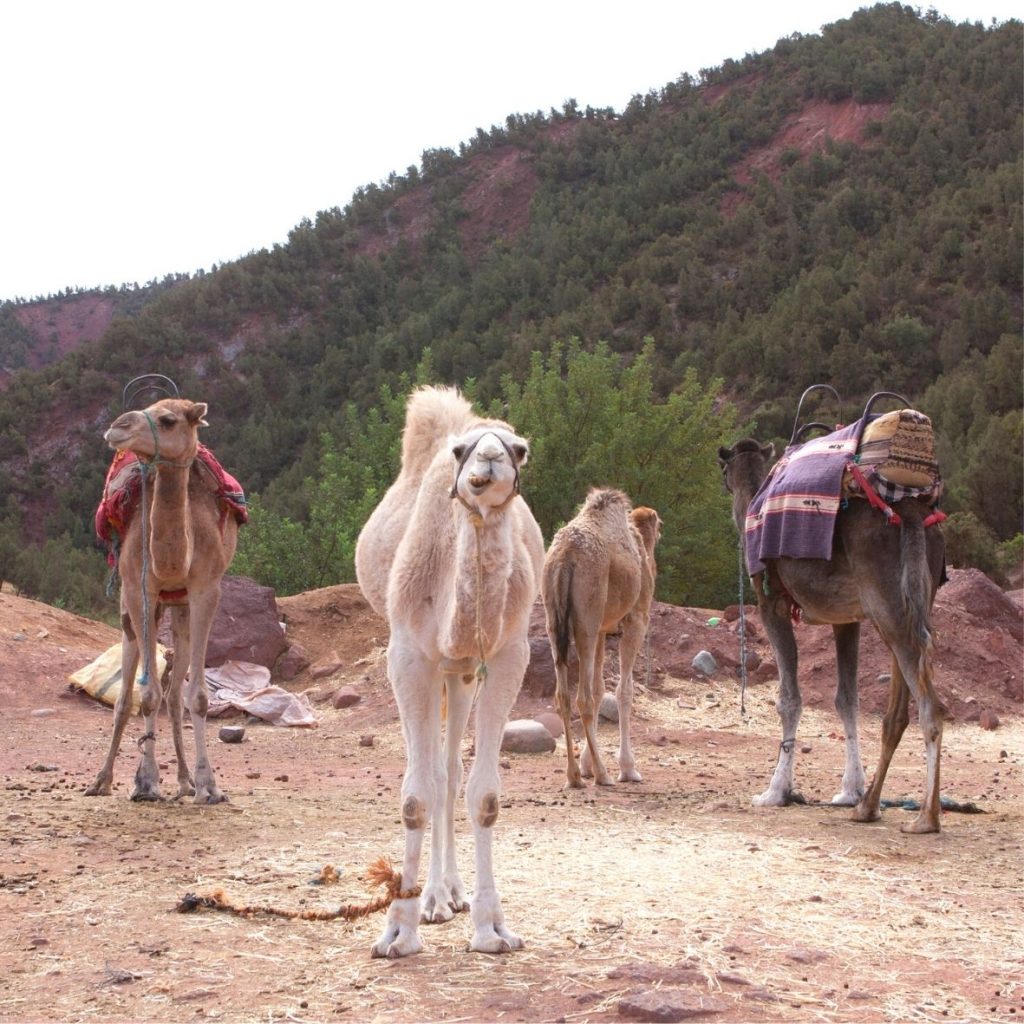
(0, 3, 1020, 612)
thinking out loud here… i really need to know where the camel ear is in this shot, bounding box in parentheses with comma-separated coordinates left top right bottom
(717, 446, 733, 467)
(451, 443, 467, 462)
(185, 402, 209, 427)
(511, 442, 528, 465)
(761, 442, 775, 460)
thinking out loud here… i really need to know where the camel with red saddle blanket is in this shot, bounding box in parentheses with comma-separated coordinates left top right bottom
(86, 397, 244, 804)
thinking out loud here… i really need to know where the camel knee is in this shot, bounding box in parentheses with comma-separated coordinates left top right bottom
(121, 613, 136, 641)
(475, 792, 500, 828)
(189, 689, 209, 717)
(139, 686, 161, 717)
(402, 795, 427, 830)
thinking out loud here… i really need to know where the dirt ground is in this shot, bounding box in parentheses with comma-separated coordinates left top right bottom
(1, 577, 1022, 1024)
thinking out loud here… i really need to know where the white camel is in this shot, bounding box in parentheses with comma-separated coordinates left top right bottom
(355, 386, 544, 958)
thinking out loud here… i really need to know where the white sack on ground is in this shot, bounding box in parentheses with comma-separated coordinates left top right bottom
(205, 661, 318, 727)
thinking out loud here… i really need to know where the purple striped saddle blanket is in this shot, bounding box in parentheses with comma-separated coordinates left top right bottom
(743, 421, 862, 575)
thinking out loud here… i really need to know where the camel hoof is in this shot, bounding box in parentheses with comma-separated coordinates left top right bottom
(565, 776, 585, 790)
(595, 775, 615, 787)
(371, 930, 423, 959)
(752, 789, 788, 807)
(130, 788, 164, 803)
(84, 780, 111, 797)
(194, 789, 228, 805)
(830, 790, 863, 806)
(900, 815, 940, 835)
(469, 928, 523, 954)
(850, 802, 881, 823)
(618, 768, 643, 783)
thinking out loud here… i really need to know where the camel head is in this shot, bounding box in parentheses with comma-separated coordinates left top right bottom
(449, 425, 529, 514)
(630, 506, 662, 556)
(105, 398, 208, 465)
(718, 439, 775, 525)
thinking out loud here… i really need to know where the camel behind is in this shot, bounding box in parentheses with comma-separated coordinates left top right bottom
(543, 488, 661, 788)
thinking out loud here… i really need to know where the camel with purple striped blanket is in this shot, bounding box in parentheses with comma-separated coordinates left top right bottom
(718, 438, 947, 833)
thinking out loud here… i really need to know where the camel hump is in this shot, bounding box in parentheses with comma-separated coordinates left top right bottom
(582, 487, 633, 515)
(400, 386, 476, 478)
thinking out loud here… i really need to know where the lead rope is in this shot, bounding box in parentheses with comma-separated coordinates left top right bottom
(137, 461, 153, 689)
(737, 536, 748, 718)
(470, 512, 488, 685)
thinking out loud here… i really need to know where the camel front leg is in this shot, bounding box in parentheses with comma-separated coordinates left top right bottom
(85, 614, 140, 797)
(615, 612, 645, 783)
(853, 655, 910, 824)
(421, 674, 473, 924)
(131, 602, 168, 801)
(755, 598, 802, 806)
(831, 622, 866, 805)
(578, 633, 613, 786)
(183, 588, 226, 805)
(372, 642, 441, 959)
(465, 641, 527, 954)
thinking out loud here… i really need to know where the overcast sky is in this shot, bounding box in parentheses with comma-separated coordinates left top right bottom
(2, 1, 1017, 302)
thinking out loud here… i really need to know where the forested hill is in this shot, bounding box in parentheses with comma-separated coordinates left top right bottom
(0, 3, 1020, 612)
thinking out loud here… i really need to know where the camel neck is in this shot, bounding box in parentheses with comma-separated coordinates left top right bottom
(147, 460, 194, 578)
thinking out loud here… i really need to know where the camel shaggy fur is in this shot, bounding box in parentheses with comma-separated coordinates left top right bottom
(86, 398, 238, 804)
(355, 386, 544, 958)
(543, 489, 661, 789)
(718, 438, 946, 833)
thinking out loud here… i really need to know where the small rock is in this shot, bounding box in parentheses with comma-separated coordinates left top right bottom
(501, 720, 556, 754)
(692, 651, 717, 677)
(218, 726, 245, 744)
(598, 692, 618, 722)
(276, 642, 311, 681)
(800, 744, 812, 754)
(618, 989, 725, 1021)
(28, 764, 58, 773)
(310, 653, 344, 680)
(359, 735, 375, 748)
(332, 687, 362, 709)
(274, 774, 289, 782)
(535, 712, 564, 738)
(978, 709, 1000, 731)
(30, 709, 55, 718)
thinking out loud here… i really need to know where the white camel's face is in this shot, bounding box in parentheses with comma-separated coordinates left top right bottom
(451, 428, 528, 509)
(104, 398, 208, 461)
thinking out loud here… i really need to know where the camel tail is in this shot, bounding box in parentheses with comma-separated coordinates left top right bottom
(547, 563, 574, 668)
(898, 501, 934, 675)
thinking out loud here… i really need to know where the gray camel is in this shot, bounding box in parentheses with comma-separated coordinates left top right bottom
(718, 438, 947, 833)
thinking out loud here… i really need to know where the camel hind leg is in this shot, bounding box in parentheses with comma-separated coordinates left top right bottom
(615, 611, 646, 783)
(578, 632, 613, 786)
(182, 587, 226, 805)
(831, 622, 866, 805)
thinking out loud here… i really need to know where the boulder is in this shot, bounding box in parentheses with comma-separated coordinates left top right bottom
(501, 719, 556, 754)
(535, 712, 564, 738)
(157, 575, 286, 669)
(332, 687, 362, 709)
(692, 650, 717, 677)
(275, 641, 311, 681)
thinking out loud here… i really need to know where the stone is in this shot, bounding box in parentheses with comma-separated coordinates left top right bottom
(332, 687, 362, 709)
(218, 726, 245, 744)
(691, 650, 717, 677)
(535, 712, 564, 738)
(722, 604, 756, 623)
(978, 709, 1000, 730)
(501, 719, 556, 754)
(617, 989, 725, 1021)
(598, 691, 619, 722)
(310, 653, 344, 680)
(359, 735, 375, 747)
(157, 574, 286, 669)
(275, 642, 311, 681)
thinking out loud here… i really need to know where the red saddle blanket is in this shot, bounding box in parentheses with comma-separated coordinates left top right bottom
(95, 445, 248, 567)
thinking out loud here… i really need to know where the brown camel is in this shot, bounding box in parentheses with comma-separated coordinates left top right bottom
(86, 398, 239, 804)
(543, 489, 661, 789)
(718, 438, 947, 833)
(355, 386, 544, 957)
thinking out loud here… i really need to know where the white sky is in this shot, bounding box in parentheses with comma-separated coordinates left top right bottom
(1, 1, 1018, 302)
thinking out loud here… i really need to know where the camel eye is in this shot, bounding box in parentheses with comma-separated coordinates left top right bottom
(158, 415, 177, 428)
(452, 444, 466, 461)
